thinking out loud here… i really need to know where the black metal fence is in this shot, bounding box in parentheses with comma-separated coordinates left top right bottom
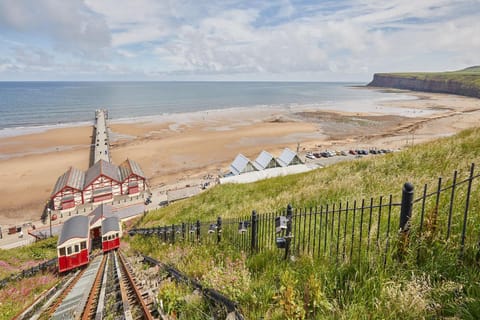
(130, 164, 480, 267)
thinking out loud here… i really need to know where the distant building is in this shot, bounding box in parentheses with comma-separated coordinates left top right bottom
(253, 150, 281, 171)
(50, 167, 86, 210)
(83, 160, 122, 204)
(277, 148, 304, 167)
(50, 159, 147, 211)
(229, 154, 258, 176)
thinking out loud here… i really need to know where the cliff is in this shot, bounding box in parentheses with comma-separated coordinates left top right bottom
(367, 66, 480, 98)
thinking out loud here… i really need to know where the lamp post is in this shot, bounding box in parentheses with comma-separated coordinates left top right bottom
(47, 208, 52, 237)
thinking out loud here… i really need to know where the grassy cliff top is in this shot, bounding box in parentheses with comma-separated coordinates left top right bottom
(374, 66, 480, 87)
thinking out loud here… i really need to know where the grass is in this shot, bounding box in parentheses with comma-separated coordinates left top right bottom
(0, 273, 60, 320)
(128, 127, 480, 319)
(0, 236, 57, 279)
(140, 127, 480, 226)
(372, 66, 480, 97)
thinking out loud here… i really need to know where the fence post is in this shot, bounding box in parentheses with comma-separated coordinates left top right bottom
(217, 217, 222, 244)
(285, 204, 293, 260)
(171, 224, 175, 244)
(196, 220, 201, 243)
(399, 182, 414, 261)
(182, 223, 186, 241)
(251, 211, 258, 253)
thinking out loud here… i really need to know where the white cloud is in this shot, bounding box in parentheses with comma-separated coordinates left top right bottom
(0, 0, 111, 56)
(0, 0, 479, 80)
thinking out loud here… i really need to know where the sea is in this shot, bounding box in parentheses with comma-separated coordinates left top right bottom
(0, 81, 420, 138)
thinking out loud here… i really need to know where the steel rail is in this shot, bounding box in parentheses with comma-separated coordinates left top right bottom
(118, 251, 154, 320)
(81, 253, 108, 319)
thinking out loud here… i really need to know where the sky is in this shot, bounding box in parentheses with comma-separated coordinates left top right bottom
(0, 0, 478, 81)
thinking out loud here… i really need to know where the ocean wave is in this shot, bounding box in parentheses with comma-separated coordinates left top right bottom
(0, 121, 94, 138)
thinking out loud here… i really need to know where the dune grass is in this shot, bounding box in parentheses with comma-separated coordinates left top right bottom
(129, 127, 480, 319)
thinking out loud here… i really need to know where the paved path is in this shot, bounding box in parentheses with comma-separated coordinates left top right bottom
(93, 109, 110, 164)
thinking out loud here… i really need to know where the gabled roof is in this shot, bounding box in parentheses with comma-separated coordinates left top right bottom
(84, 159, 121, 187)
(253, 150, 281, 171)
(230, 154, 257, 176)
(118, 159, 146, 181)
(51, 167, 85, 196)
(102, 216, 120, 235)
(89, 203, 113, 226)
(58, 216, 89, 246)
(277, 148, 303, 167)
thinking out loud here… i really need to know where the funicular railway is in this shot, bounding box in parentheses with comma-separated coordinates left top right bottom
(27, 213, 155, 320)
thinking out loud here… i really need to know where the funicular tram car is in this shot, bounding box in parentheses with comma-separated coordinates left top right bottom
(57, 216, 90, 273)
(101, 216, 121, 253)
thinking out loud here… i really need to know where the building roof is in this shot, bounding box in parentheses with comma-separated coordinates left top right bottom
(51, 167, 85, 196)
(253, 150, 280, 171)
(230, 154, 257, 176)
(57, 216, 89, 246)
(84, 159, 121, 187)
(102, 216, 120, 235)
(89, 203, 113, 226)
(118, 159, 146, 181)
(277, 148, 303, 167)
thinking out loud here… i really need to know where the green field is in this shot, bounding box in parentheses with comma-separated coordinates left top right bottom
(128, 127, 480, 319)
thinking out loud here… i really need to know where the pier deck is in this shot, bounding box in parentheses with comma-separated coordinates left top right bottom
(93, 109, 110, 164)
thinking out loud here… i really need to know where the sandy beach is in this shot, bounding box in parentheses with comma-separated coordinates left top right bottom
(1, 89, 480, 226)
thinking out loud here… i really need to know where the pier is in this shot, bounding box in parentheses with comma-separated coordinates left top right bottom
(93, 109, 111, 164)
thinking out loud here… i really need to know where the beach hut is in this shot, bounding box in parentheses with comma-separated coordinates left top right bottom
(253, 150, 281, 171)
(118, 159, 147, 195)
(230, 154, 258, 176)
(277, 148, 304, 167)
(51, 167, 85, 210)
(83, 160, 122, 203)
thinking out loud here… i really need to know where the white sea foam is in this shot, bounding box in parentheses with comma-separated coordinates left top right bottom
(0, 121, 94, 138)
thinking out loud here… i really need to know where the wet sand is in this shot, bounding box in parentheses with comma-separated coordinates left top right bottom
(1, 89, 480, 226)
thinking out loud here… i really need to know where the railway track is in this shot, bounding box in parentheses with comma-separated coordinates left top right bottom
(82, 250, 154, 319)
(28, 251, 155, 320)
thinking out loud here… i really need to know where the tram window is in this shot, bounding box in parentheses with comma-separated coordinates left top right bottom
(67, 247, 72, 255)
(59, 247, 66, 256)
(116, 233, 119, 238)
(81, 241, 86, 250)
(74, 244, 80, 253)
(103, 236, 107, 241)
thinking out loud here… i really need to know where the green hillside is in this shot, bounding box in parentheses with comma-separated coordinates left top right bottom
(368, 66, 480, 98)
(382, 66, 480, 86)
(129, 127, 480, 319)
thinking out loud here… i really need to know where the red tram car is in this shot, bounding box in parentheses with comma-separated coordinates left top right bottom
(57, 216, 90, 273)
(101, 216, 121, 253)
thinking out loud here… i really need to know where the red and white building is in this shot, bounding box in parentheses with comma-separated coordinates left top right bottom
(119, 159, 146, 195)
(51, 167, 85, 210)
(83, 160, 122, 204)
(50, 159, 147, 211)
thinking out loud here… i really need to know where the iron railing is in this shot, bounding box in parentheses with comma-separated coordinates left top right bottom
(130, 163, 480, 267)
